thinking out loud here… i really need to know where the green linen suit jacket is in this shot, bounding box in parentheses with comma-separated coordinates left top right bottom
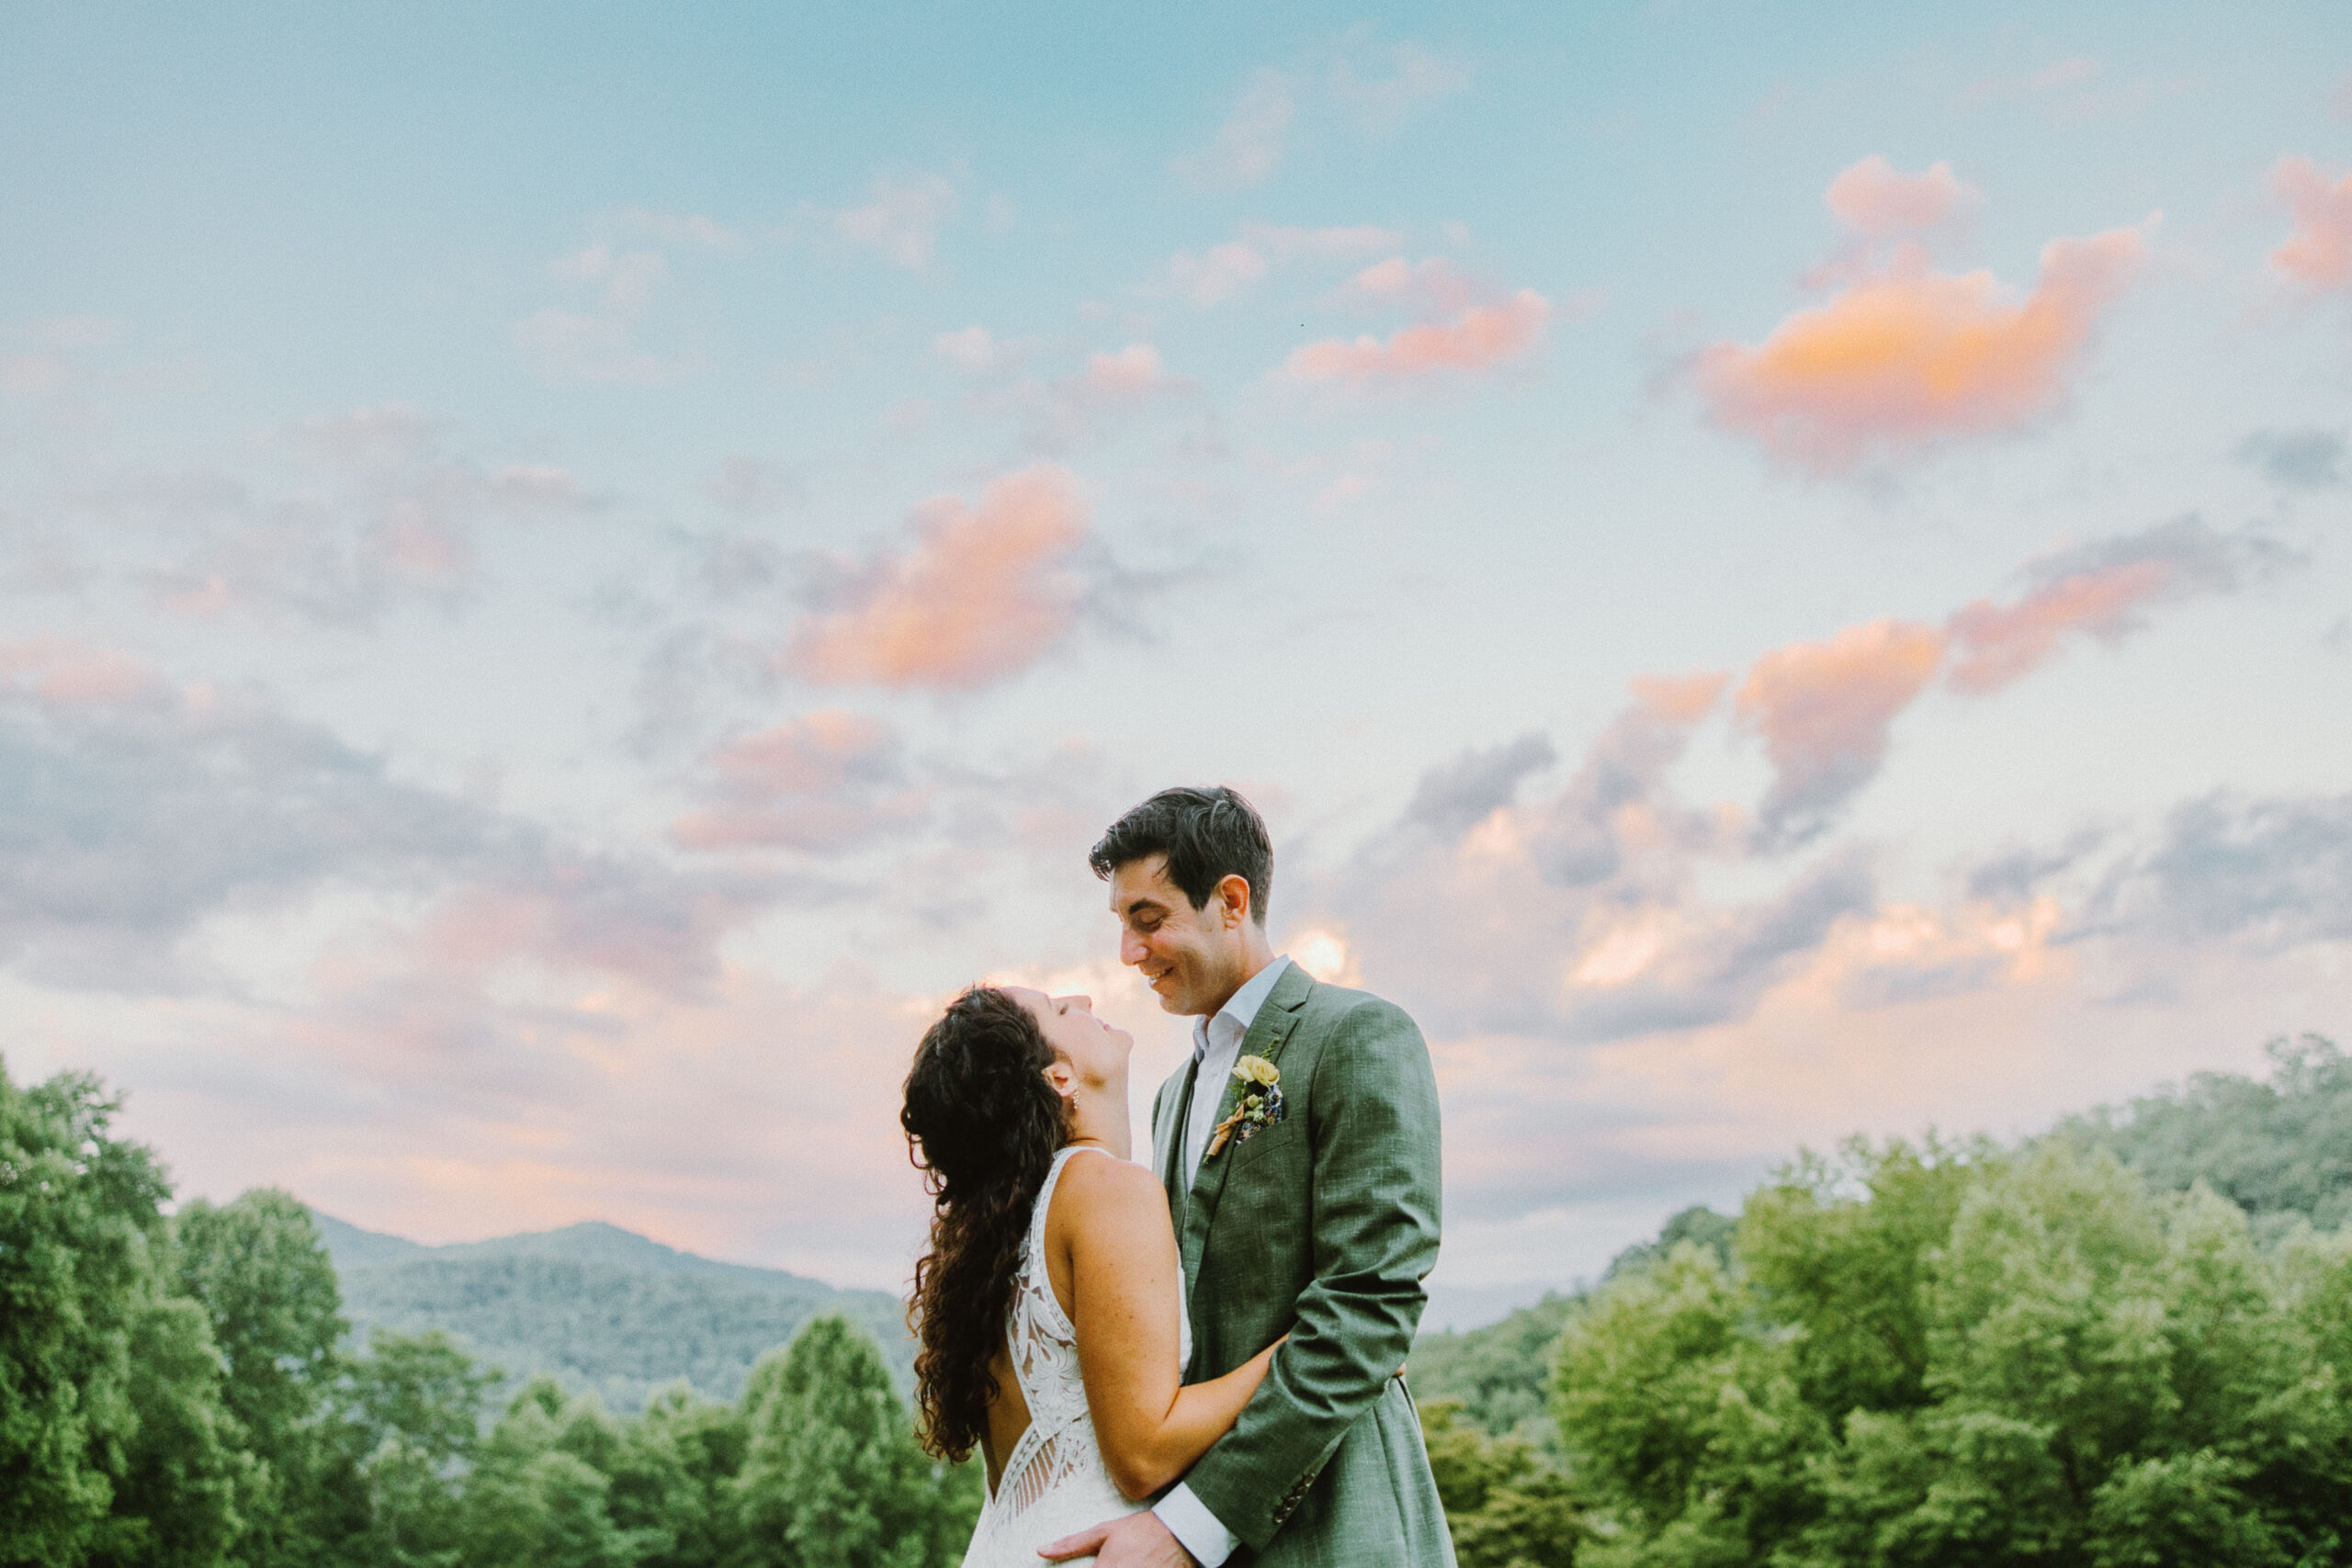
(1152, 962, 1457, 1566)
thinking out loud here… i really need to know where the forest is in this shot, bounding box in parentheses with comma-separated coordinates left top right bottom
(7, 1035, 2351, 1567)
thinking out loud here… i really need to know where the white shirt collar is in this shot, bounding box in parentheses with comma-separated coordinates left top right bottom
(1191, 953, 1292, 1063)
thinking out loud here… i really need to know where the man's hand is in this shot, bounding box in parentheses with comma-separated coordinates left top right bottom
(1038, 1510, 1198, 1566)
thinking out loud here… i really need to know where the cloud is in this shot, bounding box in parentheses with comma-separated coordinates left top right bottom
(1171, 69, 1296, 189)
(786, 465, 1091, 692)
(1737, 618, 1947, 848)
(1341, 255, 1481, 310)
(0, 637, 158, 705)
(831, 171, 960, 270)
(2098, 792, 2352, 952)
(1527, 673, 1729, 886)
(1946, 516, 2294, 694)
(1081, 343, 1171, 397)
(1285, 288, 1554, 384)
(1168, 242, 1270, 308)
(31, 415, 589, 626)
(1698, 216, 2147, 471)
(1162, 222, 1400, 309)
(0, 670, 488, 987)
(1962, 56, 2101, 104)
(1330, 40, 1469, 132)
(2269, 157, 2352, 292)
(671, 710, 930, 853)
(1403, 733, 1558, 839)
(514, 243, 697, 386)
(1824, 155, 1976, 237)
(933, 325, 1002, 373)
(707, 455, 805, 517)
(91, 408, 595, 626)
(2237, 428, 2344, 490)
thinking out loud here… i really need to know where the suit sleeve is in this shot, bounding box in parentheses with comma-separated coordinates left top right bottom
(1178, 998, 1442, 1551)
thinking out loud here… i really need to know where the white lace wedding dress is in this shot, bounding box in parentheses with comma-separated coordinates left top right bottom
(961, 1145, 1190, 1567)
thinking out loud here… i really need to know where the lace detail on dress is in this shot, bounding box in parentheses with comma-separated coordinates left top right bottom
(958, 1145, 1189, 1567)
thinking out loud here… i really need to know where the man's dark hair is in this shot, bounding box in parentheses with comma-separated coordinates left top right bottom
(1089, 786, 1272, 927)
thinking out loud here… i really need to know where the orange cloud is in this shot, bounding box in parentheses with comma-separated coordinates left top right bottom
(1736, 618, 1948, 843)
(1824, 155, 1973, 236)
(1945, 558, 2172, 694)
(1698, 223, 2145, 470)
(2270, 156, 2352, 291)
(1285, 288, 1553, 384)
(786, 464, 1089, 691)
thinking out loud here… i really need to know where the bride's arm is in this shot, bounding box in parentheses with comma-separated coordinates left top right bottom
(1051, 1154, 1284, 1502)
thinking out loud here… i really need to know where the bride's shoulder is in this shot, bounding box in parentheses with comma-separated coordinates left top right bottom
(1048, 1148, 1163, 1228)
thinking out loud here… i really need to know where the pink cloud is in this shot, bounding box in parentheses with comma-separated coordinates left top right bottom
(1285, 288, 1554, 384)
(1736, 618, 1948, 844)
(786, 464, 1090, 691)
(1340, 255, 1484, 313)
(2269, 156, 2352, 291)
(0, 637, 157, 705)
(1698, 223, 2145, 470)
(1945, 558, 2173, 694)
(671, 710, 930, 852)
(1824, 155, 1975, 237)
(1083, 343, 1170, 397)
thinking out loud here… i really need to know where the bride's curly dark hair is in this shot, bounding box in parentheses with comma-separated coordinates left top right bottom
(901, 985, 1067, 1461)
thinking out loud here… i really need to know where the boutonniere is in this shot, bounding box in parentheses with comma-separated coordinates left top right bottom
(1206, 1055, 1287, 1158)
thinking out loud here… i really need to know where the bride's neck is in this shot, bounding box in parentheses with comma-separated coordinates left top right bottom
(1065, 1074, 1132, 1161)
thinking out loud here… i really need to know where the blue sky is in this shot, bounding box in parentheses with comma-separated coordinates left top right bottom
(4, 2, 2349, 1325)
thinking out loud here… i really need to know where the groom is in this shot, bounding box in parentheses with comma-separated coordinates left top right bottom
(1044, 787, 1456, 1567)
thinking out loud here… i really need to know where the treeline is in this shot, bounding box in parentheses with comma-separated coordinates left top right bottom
(0, 1059, 978, 1568)
(1414, 1035, 2352, 1566)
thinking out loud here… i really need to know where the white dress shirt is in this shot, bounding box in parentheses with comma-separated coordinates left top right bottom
(1155, 953, 1291, 1567)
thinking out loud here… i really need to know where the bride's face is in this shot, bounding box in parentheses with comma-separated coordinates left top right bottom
(1007, 987, 1132, 1094)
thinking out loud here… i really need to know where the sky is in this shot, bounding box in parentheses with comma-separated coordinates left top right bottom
(3, 1, 2349, 1329)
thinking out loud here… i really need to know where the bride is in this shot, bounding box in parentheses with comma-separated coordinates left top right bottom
(900, 985, 1281, 1566)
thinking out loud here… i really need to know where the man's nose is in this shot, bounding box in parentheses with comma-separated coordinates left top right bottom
(1119, 928, 1146, 965)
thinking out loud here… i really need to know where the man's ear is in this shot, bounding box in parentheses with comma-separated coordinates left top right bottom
(1216, 873, 1252, 930)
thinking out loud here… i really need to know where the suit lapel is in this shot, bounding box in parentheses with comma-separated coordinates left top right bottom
(1179, 961, 1315, 1280)
(1154, 1056, 1198, 1222)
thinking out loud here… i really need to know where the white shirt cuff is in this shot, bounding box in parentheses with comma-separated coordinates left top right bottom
(1153, 1483, 1238, 1566)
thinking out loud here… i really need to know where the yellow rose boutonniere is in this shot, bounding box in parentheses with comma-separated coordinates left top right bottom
(1206, 1056, 1287, 1158)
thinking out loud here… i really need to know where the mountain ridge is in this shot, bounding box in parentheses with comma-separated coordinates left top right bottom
(311, 1207, 911, 1413)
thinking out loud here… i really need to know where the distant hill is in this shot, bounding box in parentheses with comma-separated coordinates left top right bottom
(315, 1212, 911, 1413)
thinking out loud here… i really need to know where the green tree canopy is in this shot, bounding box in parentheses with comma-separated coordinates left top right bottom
(0, 1059, 175, 1567)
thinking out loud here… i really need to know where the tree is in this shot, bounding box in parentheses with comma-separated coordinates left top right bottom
(0, 1059, 173, 1566)
(1421, 1400, 1587, 1568)
(346, 1329, 501, 1568)
(617, 1384, 749, 1568)
(85, 1295, 251, 1568)
(460, 1379, 649, 1568)
(173, 1188, 358, 1566)
(732, 1315, 974, 1568)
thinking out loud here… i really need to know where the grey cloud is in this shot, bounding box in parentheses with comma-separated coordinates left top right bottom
(1532, 695, 1724, 884)
(0, 681, 766, 994)
(2025, 513, 2301, 595)
(0, 687, 493, 987)
(707, 456, 806, 518)
(1405, 733, 1556, 839)
(1965, 829, 2108, 902)
(2098, 791, 2352, 951)
(2237, 428, 2345, 491)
